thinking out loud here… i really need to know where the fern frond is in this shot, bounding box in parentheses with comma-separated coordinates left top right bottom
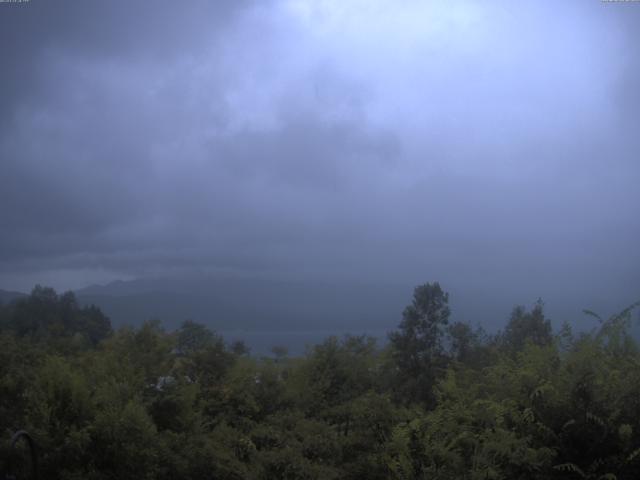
(611, 301, 640, 322)
(586, 412, 605, 427)
(554, 462, 586, 477)
(522, 407, 535, 423)
(583, 309, 603, 323)
(627, 446, 640, 462)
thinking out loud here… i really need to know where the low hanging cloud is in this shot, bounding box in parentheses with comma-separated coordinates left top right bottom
(0, 0, 638, 322)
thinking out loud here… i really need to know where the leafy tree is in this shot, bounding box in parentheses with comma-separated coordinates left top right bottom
(230, 339, 250, 357)
(3, 286, 111, 347)
(388, 282, 451, 406)
(502, 299, 552, 351)
(92, 398, 162, 479)
(75, 304, 111, 346)
(447, 321, 475, 361)
(176, 319, 215, 355)
(1, 283, 639, 480)
(296, 336, 378, 415)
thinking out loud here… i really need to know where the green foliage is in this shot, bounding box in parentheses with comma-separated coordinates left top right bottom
(1, 285, 639, 479)
(389, 282, 451, 406)
(176, 319, 216, 355)
(501, 299, 553, 351)
(2, 286, 111, 348)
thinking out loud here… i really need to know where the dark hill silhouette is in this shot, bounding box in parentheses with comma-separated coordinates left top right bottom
(75, 274, 411, 332)
(0, 289, 26, 305)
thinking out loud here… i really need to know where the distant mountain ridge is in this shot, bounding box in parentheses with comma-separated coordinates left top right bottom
(0, 289, 27, 304)
(6, 276, 617, 346)
(74, 274, 412, 332)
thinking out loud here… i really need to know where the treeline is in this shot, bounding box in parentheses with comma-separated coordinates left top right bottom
(0, 284, 639, 479)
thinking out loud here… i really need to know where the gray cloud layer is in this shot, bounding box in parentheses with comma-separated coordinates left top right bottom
(1, 0, 638, 323)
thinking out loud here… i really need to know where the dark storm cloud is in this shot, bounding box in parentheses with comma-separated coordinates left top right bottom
(0, 0, 638, 323)
(0, 16, 397, 274)
(1, 0, 401, 276)
(0, 0, 251, 125)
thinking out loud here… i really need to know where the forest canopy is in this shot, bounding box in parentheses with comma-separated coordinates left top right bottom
(1, 284, 639, 480)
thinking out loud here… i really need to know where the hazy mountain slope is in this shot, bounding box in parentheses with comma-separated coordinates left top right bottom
(75, 274, 620, 340)
(0, 289, 27, 305)
(76, 275, 412, 332)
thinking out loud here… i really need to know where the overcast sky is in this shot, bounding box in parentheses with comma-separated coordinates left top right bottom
(0, 0, 638, 321)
